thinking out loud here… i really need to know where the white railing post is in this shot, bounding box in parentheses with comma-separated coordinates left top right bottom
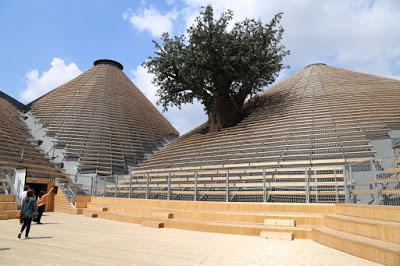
(334, 169, 339, 202)
(128, 173, 132, 198)
(115, 175, 119, 198)
(103, 177, 106, 197)
(167, 173, 171, 200)
(91, 176, 94, 196)
(371, 160, 378, 205)
(225, 171, 229, 202)
(263, 168, 267, 203)
(194, 172, 198, 201)
(349, 165, 354, 203)
(314, 170, 318, 203)
(305, 169, 310, 203)
(146, 174, 149, 199)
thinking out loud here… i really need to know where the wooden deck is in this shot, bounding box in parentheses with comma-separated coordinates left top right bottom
(0, 212, 377, 266)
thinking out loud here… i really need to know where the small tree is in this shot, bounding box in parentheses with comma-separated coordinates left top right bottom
(145, 5, 289, 132)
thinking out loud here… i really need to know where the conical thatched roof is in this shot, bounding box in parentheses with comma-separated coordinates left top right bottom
(128, 64, 400, 201)
(29, 59, 178, 176)
(0, 92, 64, 179)
(136, 63, 400, 171)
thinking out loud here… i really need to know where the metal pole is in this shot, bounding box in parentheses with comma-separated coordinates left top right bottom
(94, 175, 97, 196)
(371, 160, 378, 205)
(344, 166, 350, 203)
(225, 171, 229, 202)
(115, 175, 119, 198)
(103, 177, 106, 197)
(194, 172, 198, 201)
(334, 169, 339, 202)
(305, 169, 310, 203)
(349, 165, 354, 203)
(146, 174, 149, 199)
(314, 170, 318, 203)
(91, 176, 94, 196)
(263, 168, 266, 202)
(128, 173, 132, 198)
(73, 183, 77, 204)
(167, 173, 171, 200)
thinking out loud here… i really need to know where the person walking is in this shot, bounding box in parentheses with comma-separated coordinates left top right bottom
(19, 185, 30, 224)
(35, 187, 54, 224)
(18, 189, 37, 239)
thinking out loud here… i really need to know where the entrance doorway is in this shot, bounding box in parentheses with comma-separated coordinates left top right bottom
(26, 183, 48, 198)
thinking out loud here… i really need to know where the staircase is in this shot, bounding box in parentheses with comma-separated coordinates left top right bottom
(0, 194, 19, 220)
(312, 204, 400, 266)
(53, 180, 89, 215)
(82, 197, 332, 238)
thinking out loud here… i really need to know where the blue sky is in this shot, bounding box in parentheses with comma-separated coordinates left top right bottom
(1, 0, 400, 133)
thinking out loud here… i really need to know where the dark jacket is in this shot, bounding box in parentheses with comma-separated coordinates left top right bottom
(21, 197, 37, 219)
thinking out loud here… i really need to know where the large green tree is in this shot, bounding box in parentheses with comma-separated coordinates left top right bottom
(145, 5, 289, 132)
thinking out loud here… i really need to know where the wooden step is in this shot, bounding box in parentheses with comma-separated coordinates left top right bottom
(0, 195, 15, 202)
(163, 219, 311, 238)
(54, 207, 83, 215)
(85, 202, 323, 225)
(83, 210, 99, 218)
(264, 219, 295, 227)
(151, 212, 173, 219)
(325, 214, 400, 244)
(260, 231, 293, 240)
(312, 227, 400, 266)
(86, 205, 108, 212)
(75, 201, 88, 208)
(82, 208, 311, 238)
(0, 210, 19, 219)
(0, 202, 18, 210)
(336, 204, 400, 223)
(89, 197, 336, 214)
(141, 220, 164, 228)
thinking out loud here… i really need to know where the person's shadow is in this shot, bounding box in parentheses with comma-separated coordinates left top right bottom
(27, 236, 53, 239)
(33, 222, 60, 225)
(0, 248, 11, 251)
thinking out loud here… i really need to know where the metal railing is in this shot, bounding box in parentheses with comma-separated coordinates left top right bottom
(72, 168, 346, 204)
(0, 167, 24, 205)
(344, 156, 400, 205)
(6, 156, 397, 206)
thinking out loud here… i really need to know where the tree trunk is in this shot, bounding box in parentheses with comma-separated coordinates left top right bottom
(207, 96, 243, 133)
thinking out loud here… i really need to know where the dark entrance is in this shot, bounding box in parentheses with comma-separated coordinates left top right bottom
(26, 183, 48, 198)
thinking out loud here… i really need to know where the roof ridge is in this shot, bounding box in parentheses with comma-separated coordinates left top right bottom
(0, 90, 27, 111)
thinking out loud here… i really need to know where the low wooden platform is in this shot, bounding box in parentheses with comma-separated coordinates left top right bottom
(56, 196, 400, 265)
(0, 195, 18, 220)
(0, 212, 377, 266)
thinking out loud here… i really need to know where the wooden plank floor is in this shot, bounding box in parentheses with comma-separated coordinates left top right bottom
(0, 213, 379, 266)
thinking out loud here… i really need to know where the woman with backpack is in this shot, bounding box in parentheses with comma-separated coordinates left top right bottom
(18, 189, 37, 239)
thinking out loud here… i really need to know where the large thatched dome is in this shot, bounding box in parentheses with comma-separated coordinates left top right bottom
(28, 59, 178, 177)
(129, 63, 400, 202)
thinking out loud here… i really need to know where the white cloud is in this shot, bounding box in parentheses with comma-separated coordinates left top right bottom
(131, 65, 207, 134)
(179, 0, 400, 78)
(125, 0, 400, 79)
(125, 1, 400, 132)
(20, 58, 81, 104)
(123, 7, 178, 37)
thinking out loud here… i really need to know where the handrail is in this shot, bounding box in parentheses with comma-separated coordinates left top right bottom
(55, 178, 77, 205)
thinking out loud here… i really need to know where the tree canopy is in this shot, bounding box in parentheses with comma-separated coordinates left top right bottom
(145, 5, 290, 132)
